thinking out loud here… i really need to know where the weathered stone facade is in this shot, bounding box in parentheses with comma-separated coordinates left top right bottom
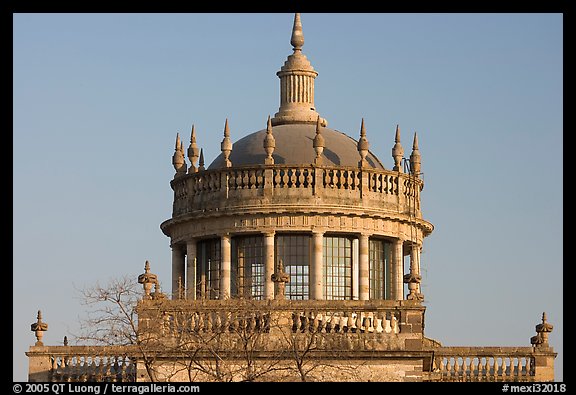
(26, 13, 556, 382)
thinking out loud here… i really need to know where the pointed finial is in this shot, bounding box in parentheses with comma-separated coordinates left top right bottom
(187, 124, 200, 173)
(63, 336, 68, 346)
(392, 125, 404, 172)
(221, 119, 232, 167)
(198, 148, 205, 171)
(263, 115, 276, 164)
(357, 118, 370, 167)
(172, 133, 186, 176)
(291, 13, 304, 51)
(531, 312, 554, 347)
(410, 132, 421, 176)
(175, 132, 181, 150)
(224, 118, 230, 138)
(138, 260, 158, 300)
(31, 310, 48, 346)
(313, 115, 325, 164)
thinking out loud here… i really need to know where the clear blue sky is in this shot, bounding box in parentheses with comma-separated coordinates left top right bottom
(13, 13, 563, 382)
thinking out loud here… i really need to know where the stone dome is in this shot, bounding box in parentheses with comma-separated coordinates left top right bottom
(208, 123, 385, 170)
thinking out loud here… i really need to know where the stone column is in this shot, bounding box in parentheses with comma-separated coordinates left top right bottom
(352, 238, 359, 300)
(186, 240, 197, 300)
(263, 232, 275, 299)
(220, 234, 231, 300)
(171, 245, 185, 299)
(410, 243, 421, 294)
(392, 238, 404, 300)
(311, 232, 324, 300)
(358, 234, 369, 300)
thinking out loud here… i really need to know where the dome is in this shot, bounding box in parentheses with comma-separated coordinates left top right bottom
(208, 123, 385, 170)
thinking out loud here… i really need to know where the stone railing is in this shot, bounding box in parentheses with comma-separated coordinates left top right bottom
(26, 346, 136, 382)
(137, 299, 425, 339)
(170, 165, 423, 218)
(142, 299, 413, 336)
(425, 347, 551, 382)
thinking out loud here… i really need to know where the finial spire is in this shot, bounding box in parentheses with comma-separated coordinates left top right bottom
(30, 310, 48, 346)
(138, 260, 158, 300)
(187, 124, 199, 173)
(172, 133, 186, 176)
(220, 119, 233, 167)
(357, 118, 370, 167)
(263, 115, 276, 165)
(531, 312, 554, 347)
(313, 115, 325, 165)
(272, 14, 326, 127)
(198, 148, 205, 171)
(410, 132, 421, 176)
(392, 125, 404, 172)
(291, 13, 304, 51)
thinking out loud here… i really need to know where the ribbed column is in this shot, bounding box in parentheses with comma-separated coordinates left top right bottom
(393, 238, 404, 300)
(220, 234, 231, 300)
(171, 245, 185, 299)
(359, 234, 370, 300)
(186, 240, 197, 300)
(311, 232, 324, 300)
(264, 232, 275, 299)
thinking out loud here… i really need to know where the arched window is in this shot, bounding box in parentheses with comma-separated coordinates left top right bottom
(231, 235, 265, 299)
(323, 235, 353, 300)
(275, 234, 310, 300)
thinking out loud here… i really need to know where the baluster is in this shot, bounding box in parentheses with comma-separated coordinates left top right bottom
(436, 357, 445, 375)
(336, 170, 343, 189)
(374, 313, 383, 333)
(383, 315, 392, 333)
(291, 312, 299, 333)
(391, 313, 399, 333)
(197, 312, 205, 332)
(324, 313, 332, 333)
(202, 174, 208, 193)
(452, 357, 459, 379)
(315, 313, 324, 332)
(299, 313, 307, 332)
(349, 313, 358, 333)
(249, 170, 256, 189)
(446, 358, 452, 378)
(520, 357, 527, 376)
(286, 168, 293, 187)
(471, 357, 478, 379)
(332, 315, 341, 333)
(340, 170, 347, 189)
(280, 169, 287, 187)
(200, 175, 206, 193)
(240, 170, 248, 189)
(296, 168, 303, 188)
(488, 357, 496, 378)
